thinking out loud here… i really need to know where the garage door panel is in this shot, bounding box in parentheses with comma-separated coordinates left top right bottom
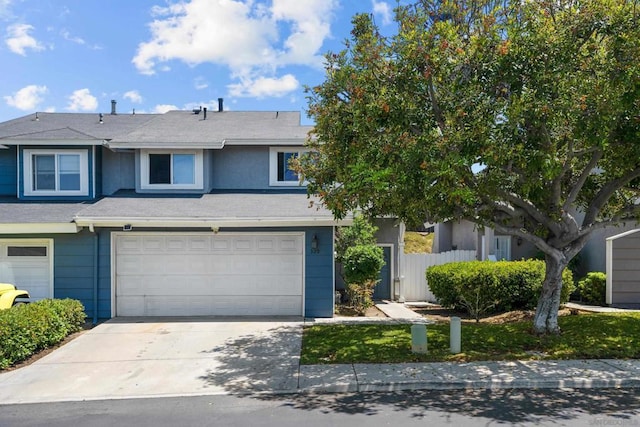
(119, 295, 303, 316)
(116, 236, 143, 253)
(0, 240, 52, 301)
(115, 233, 304, 316)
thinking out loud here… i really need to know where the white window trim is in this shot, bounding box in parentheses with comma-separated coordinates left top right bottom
(269, 147, 309, 187)
(140, 149, 204, 190)
(23, 149, 89, 196)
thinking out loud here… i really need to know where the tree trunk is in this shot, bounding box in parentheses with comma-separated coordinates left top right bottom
(533, 254, 568, 335)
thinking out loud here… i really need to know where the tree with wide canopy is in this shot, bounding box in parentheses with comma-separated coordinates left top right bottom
(298, 0, 640, 334)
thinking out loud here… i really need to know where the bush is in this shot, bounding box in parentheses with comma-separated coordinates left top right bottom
(343, 244, 385, 315)
(426, 260, 574, 316)
(578, 272, 607, 306)
(0, 299, 86, 369)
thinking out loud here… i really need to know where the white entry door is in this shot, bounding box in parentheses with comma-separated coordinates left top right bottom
(0, 239, 53, 300)
(114, 232, 304, 316)
(494, 236, 511, 261)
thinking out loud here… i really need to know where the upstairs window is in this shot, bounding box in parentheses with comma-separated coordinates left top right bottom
(23, 149, 88, 196)
(269, 147, 308, 186)
(141, 149, 203, 190)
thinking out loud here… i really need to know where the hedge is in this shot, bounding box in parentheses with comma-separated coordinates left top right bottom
(426, 260, 574, 318)
(0, 299, 86, 370)
(578, 272, 607, 306)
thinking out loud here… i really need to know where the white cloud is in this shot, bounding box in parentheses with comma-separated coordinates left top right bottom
(4, 84, 48, 110)
(5, 23, 45, 56)
(153, 104, 178, 113)
(66, 88, 98, 111)
(133, 0, 337, 97)
(60, 28, 101, 50)
(228, 74, 299, 98)
(0, 0, 13, 18)
(372, 0, 393, 26)
(123, 90, 143, 104)
(194, 76, 208, 90)
(60, 29, 85, 45)
(271, 0, 336, 66)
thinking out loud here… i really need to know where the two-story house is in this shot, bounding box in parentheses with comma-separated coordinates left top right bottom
(0, 101, 403, 321)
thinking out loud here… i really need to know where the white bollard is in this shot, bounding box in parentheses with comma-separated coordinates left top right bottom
(450, 316, 461, 354)
(411, 323, 428, 354)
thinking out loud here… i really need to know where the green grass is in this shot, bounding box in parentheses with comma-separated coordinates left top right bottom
(301, 313, 640, 364)
(404, 231, 434, 254)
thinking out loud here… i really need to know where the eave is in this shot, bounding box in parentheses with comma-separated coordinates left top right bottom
(0, 223, 81, 234)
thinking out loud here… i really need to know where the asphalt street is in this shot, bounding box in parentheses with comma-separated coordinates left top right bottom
(1, 388, 639, 427)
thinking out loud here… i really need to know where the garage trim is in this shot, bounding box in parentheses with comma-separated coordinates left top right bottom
(110, 231, 306, 317)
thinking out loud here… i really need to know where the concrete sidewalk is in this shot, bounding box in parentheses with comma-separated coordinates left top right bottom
(298, 359, 640, 393)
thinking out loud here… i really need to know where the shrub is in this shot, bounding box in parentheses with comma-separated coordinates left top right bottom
(578, 272, 607, 306)
(343, 244, 385, 315)
(0, 299, 86, 369)
(426, 260, 574, 316)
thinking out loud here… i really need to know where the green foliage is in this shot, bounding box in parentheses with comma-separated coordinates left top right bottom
(299, 0, 640, 331)
(426, 260, 574, 315)
(343, 244, 385, 284)
(578, 272, 607, 306)
(0, 299, 86, 369)
(301, 312, 640, 364)
(335, 215, 378, 264)
(343, 244, 385, 315)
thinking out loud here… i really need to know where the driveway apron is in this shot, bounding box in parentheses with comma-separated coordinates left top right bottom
(0, 317, 303, 404)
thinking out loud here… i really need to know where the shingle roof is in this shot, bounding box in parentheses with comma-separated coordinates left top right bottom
(107, 110, 313, 148)
(0, 113, 158, 143)
(0, 199, 90, 224)
(0, 110, 314, 148)
(74, 193, 338, 224)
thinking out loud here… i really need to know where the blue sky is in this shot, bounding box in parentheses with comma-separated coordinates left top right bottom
(0, 0, 399, 124)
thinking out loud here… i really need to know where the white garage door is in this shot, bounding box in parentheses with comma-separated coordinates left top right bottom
(0, 239, 52, 301)
(114, 233, 304, 316)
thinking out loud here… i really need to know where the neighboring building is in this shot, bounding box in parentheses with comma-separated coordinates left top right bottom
(606, 229, 640, 308)
(433, 215, 639, 284)
(432, 219, 537, 261)
(0, 101, 403, 320)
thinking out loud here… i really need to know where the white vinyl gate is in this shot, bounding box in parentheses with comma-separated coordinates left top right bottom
(401, 250, 476, 301)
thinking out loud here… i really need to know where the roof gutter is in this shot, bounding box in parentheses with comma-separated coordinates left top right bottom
(73, 217, 353, 228)
(0, 223, 81, 234)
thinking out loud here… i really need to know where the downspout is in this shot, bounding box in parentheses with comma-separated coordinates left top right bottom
(93, 230, 99, 325)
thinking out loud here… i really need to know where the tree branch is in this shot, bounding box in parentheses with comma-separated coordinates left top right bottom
(563, 148, 603, 212)
(583, 166, 640, 226)
(495, 189, 563, 236)
(580, 204, 640, 238)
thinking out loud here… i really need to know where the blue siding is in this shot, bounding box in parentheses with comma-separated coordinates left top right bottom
(17, 145, 97, 200)
(51, 230, 111, 320)
(303, 227, 334, 317)
(102, 149, 135, 195)
(211, 146, 270, 190)
(0, 146, 17, 196)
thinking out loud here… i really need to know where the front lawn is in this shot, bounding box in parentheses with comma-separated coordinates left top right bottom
(301, 312, 640, 364)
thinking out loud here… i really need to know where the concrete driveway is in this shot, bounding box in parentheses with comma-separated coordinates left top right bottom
(0, 317, 303, 404)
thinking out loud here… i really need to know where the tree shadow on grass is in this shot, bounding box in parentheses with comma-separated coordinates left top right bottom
(197, 321, 640, 424)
